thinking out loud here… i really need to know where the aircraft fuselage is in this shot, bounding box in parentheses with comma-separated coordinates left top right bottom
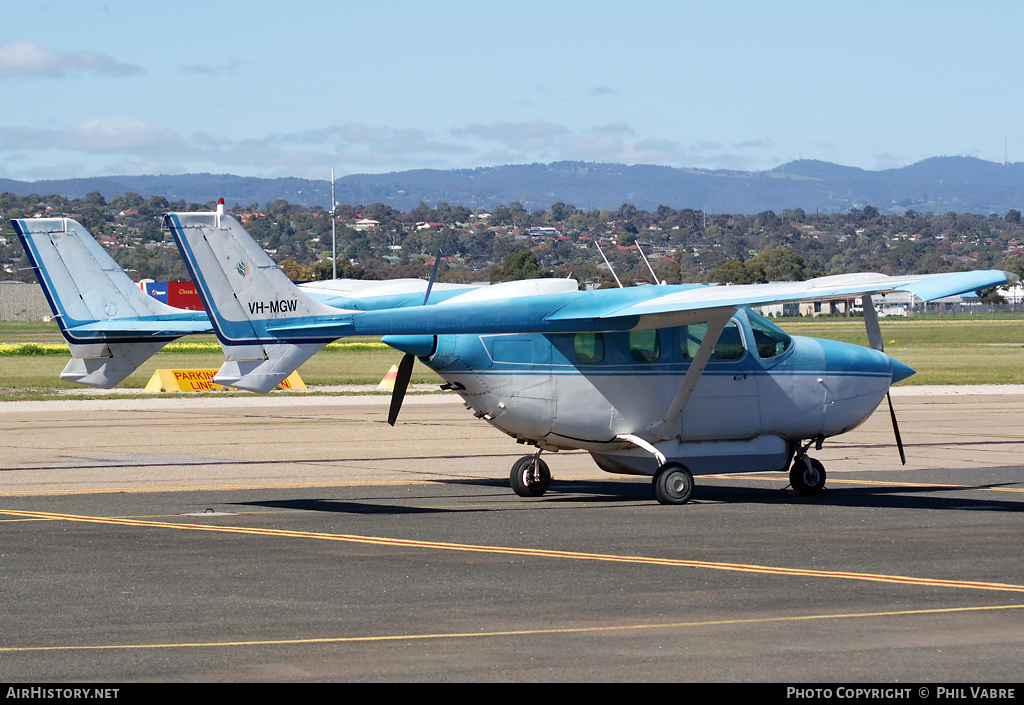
(400, 309, 906, 477)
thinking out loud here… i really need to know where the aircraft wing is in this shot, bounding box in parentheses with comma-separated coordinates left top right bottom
(551, 270, 1018, 329)
(164, 203, 1017, 393)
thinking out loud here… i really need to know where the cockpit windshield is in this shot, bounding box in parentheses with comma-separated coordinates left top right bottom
(746, 309, 792, 358)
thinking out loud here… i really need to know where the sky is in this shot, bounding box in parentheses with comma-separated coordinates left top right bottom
(2, 0, 1022, 183)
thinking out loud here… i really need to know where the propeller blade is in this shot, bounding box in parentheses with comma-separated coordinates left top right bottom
(423, 248, 442, 305)
(387, 353, 415, 426)
(887, 391, 906, 465)
(862, 293, 884, 351)
(391, 250, 439, 425)
(867, 295, 906, 464)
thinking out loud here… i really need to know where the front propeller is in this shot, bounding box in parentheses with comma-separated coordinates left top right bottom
(386, 250, 443, 426)
(862, 294, 907, 465)
(387, 353, 415, 426)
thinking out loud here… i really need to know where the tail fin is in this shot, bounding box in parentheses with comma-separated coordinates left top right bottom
(164, 202, 355, 393)
(12, 217, 211, 388)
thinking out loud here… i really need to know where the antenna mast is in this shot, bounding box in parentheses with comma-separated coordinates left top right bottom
(636, 242, 661, 285)
(331, 165, 337, 280)
(595, 240, 623, 288)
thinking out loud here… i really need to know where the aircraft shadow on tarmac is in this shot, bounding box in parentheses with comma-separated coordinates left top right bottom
(231, 474, 1023, 514)
(433, 475, 1024, 512)
(233, 498, 459, 515)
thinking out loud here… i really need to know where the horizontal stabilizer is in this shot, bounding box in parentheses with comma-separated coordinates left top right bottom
(265, 320, 354, 337)
(66, 319, 213, 337)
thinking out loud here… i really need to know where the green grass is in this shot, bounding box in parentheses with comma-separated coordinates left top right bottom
(0, 330, 440, 394)
(773, 315, 1024, 385)
(2, 317, 1022, 397)
(775, 316, 1024, 346)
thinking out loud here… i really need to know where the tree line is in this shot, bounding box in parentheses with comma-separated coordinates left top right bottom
(2, 191, 1022, 288)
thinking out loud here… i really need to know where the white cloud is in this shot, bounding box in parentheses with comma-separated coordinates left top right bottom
(62, 118, 183, 151)
(452, 121, 571, 152)
(0, 41, 142, 79)
(0, 113, 795, 181)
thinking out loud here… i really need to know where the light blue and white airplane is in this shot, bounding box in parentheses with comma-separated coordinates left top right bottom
(162, 203, 1017, 504)
(13, 215, 480, 387)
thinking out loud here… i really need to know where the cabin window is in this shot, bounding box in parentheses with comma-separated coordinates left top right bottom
(747, 309, 792, 358)
(629, 329, 661, 363)
(573, 332, 605, 364)
(680, 321, 744, 361)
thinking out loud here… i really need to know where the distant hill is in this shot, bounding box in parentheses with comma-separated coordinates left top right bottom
(4, 156, 1024, 214)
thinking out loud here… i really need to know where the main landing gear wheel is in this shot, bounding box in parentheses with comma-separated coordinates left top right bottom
(510, 456, 551, 497)
(653, 462, 694, 505)
(790, 456, 826, 494)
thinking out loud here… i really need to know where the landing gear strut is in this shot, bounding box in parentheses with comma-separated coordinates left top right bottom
(653, 462, 694, 505)
(510, 454, 551, 497)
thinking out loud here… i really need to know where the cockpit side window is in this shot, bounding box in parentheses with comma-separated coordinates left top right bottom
(746, 309, 793, 358)
(573, 332, 605, 364)
(629, 329, 661, 363)
(680, 321, 744, 361)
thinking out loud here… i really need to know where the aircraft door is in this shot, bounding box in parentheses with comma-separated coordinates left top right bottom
(679, 320, 761, 441)
(748, 310, 827, 438)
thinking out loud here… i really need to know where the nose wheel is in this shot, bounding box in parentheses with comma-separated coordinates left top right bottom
(790, 455, 826, 494)
(510, 455, 551, 497)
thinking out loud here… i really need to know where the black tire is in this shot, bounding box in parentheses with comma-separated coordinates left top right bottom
(510, 456, 551, 497)
(653, 462, 694, 505)
(790, 456, 826, 493)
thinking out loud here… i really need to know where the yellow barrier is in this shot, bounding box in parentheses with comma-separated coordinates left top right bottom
(144, 369, 305, 392)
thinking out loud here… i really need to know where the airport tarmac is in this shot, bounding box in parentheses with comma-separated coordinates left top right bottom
(1, 388, 1022, 682)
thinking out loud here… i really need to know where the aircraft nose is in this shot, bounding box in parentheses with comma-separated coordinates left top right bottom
(890, 358, 916, 384)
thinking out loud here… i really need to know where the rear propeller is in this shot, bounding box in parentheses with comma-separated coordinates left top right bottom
(862, 295, 906, 465)
(386, 249, 443, 426)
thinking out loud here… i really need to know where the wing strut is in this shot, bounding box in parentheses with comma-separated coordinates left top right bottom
(647, 307, 736, 440)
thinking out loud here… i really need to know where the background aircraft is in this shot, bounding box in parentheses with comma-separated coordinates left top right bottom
(163, 203, 1016, 504)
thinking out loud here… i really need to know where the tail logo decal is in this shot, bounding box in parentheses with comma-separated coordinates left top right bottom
(236, 260, 250, 278)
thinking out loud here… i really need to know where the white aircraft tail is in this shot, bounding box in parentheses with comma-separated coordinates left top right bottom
(164, 202, 353, 393)
(12, 217, 209, 388)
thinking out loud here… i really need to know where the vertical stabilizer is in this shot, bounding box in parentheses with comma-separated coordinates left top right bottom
(13, 217, 211, 388)
(164, 205, 355, 392)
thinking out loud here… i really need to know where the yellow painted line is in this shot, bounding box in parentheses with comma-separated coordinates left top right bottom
(2, 603, 1022, 654)
(827, 478, 1024, 493)
(3, 509, 1024, 594)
